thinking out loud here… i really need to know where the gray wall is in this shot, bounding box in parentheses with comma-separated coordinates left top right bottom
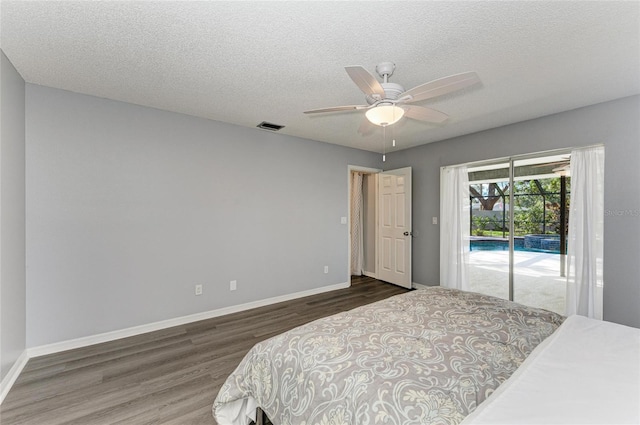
(25, 85, 381, 347)
(0, 51, 26, 380)
(386, 95, 640, 328)
(20, 82, 640, 349)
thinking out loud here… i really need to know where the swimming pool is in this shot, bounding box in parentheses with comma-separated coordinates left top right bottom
(470, 237, 561, 254)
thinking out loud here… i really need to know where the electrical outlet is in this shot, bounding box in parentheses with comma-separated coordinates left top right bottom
(324, 266, 329, 274)
(230, 280, 237, 291)
(195, 284, 203, 296)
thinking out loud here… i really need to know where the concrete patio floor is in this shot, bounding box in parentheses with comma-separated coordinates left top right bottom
(469, 250, 566, 315)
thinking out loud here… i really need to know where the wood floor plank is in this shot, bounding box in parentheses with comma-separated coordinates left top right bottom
(25, 327, 189, 372)
(0, 279, 408, 424)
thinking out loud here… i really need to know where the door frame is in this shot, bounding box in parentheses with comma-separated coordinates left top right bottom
(347, 165, 382, 285)
(465, 147, 574, 303)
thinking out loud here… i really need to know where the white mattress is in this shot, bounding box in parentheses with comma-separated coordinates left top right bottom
(461, 314, 640, 424)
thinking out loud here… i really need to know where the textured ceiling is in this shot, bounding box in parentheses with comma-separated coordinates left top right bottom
(1, 1, 639, 153)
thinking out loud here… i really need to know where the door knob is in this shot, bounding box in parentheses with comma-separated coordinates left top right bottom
(403, 231, 412, 236)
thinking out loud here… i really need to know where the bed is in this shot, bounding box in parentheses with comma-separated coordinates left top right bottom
(461, 314, 640, 424)
(213, 287, 564, 425)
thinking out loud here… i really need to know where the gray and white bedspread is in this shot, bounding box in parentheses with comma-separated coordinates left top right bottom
(213, 287, 564, 425)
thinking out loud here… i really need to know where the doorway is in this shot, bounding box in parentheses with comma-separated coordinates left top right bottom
(348, 166, 413, 289)
(349, 167, 379, 283)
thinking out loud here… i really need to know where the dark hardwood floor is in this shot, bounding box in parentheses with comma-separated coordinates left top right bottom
(1, 279, 408, 425)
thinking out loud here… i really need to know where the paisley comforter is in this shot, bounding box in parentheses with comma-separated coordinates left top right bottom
(213, 287, 564, 425)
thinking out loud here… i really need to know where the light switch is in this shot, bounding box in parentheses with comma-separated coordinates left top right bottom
(432, 217, 438, 225)
(340, 216, 347, 224)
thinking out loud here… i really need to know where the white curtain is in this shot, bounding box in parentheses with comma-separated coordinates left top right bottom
(350, 172, 364, 276)
(440, 165, 470, 290)
(566, 146, 605, 319)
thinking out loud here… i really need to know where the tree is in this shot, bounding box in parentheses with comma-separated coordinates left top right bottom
(511, 178, 570, 235)
(472, 215, 491, 236)
(469, 183, 509, 210)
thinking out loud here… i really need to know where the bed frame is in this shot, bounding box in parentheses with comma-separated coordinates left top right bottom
(254, 407, 267, 425)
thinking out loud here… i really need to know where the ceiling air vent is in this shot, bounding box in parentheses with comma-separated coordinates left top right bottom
(257, 121, 285, 131)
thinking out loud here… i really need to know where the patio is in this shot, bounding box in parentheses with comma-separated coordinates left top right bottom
(469, 250, 566, 315)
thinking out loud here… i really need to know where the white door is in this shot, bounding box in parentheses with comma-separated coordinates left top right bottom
(377, 167, 412, 288)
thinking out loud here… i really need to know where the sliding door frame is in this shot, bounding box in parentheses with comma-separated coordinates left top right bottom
(509, 160, 515, 301)
(466, 147, 573, 303)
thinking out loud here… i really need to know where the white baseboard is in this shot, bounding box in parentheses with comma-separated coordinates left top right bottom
(412, 282, 433, 290)
(0, 350, 29, 405)
(27, 281, 350, 359)
(362, 271, 376, 278)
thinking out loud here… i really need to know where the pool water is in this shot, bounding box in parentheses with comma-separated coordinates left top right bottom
(470, 238, 561, 254)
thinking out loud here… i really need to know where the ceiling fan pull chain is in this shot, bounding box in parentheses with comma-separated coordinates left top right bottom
(382, 124, 387, 162)
(391, 111, 396, 147)
(392, 123, 396, 147)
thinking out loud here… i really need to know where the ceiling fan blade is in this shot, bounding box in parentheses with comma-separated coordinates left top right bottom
(532, 160, 570, 168)
(304, 105, 369, 114)
(345, 66, 385, 97)
(403, 105, 449, 123)
(400, 71, 480, 104)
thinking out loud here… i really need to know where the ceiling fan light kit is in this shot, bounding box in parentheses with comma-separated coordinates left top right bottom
(365, 104, 405, 126)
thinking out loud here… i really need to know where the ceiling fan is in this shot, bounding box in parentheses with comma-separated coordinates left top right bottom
(530, 157, 571, 176)
(304, 62, 480, 127)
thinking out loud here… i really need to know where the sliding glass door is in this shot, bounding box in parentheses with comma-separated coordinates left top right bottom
(468, 161, 510, 300)
(511, 157, 570, 313)
(468, 153, 570, 314)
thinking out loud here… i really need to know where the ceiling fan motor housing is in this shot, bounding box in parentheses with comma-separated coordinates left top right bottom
(366, 82, 405, 105)
(375, 62, 396, 78)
